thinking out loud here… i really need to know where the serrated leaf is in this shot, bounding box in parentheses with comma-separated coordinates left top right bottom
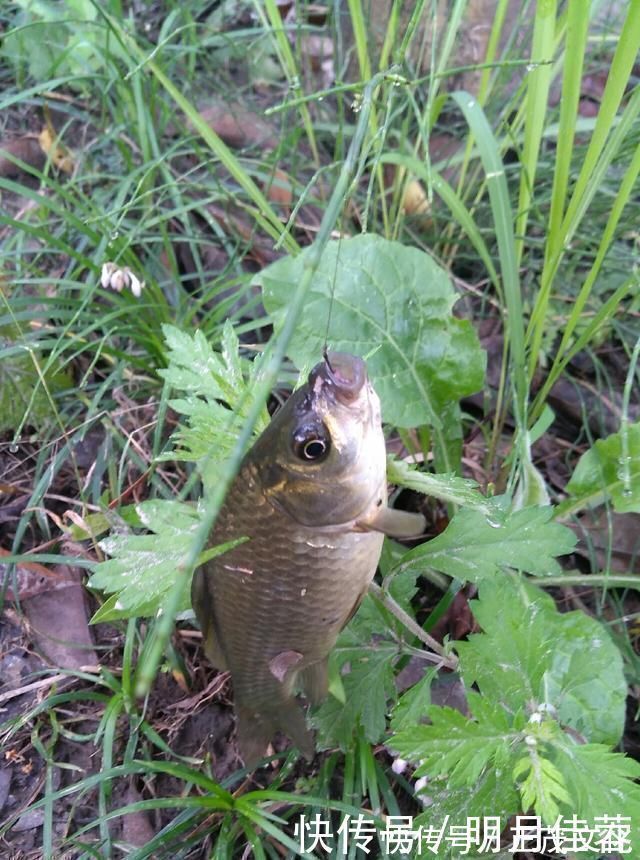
(157, 323, 268, 489)
(513, 751, 571, 823)
(391, 700, 518, 788)
(311, 645, 397, 749)
(255, 235, 486, 428)
(390, 668, 438, 732)
(387, 457, 492, 513)
(90, 500, 201, 616)
(312, 567, 417, 748)
(392, 503, 576, 582)
(562, 422, 640, 514)
(551, 740, 640, 824)
(337, 568, 418, 652)
(392, 576, 633, 830)
(90, 592, 165, 625)
(413, 773, 519, 857)
(88, 500, 241, 620)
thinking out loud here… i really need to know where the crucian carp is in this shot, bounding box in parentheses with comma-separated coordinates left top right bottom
(191, 352, 424, 767)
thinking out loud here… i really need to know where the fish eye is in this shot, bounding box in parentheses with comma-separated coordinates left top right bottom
(293, 424, 330, 462)
(303, 438, 327, 460)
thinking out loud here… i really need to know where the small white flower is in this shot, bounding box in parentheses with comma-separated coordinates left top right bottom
(128, 270, 144, 298)
(111, 269, 126, 292)
(100, 261, 116, 288)
(391, 757, 408, 775)
(100, 261, 145, 298)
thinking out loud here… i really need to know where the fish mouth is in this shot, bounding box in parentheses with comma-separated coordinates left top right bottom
(309, 351, 367, 405)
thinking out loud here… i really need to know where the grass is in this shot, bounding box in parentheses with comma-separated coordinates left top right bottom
(1, 0, 639, 856)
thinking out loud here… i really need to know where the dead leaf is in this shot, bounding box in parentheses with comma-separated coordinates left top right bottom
(121, 786, 156, 847)
(0, 138, 45, 179)
(37, 127, 74, 175)
(0, 548, 69, 601)
(191, 98, 277, 150)
(265, 167, 292, 209)
(571, 511, 640, 574)
(22, 566, 97, 670)
(402, 178, 429, 216)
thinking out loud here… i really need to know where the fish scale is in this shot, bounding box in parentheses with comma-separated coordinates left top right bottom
(212, 467, 384, 673)
(192, 352, 423, 767)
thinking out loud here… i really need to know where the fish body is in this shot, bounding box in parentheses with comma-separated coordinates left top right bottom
(192, 352, 389, 766)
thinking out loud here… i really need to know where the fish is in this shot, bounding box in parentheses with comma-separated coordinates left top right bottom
(191, 352, 424, 767)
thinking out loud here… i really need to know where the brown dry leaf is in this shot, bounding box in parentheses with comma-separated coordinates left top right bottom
(37, 127, 74, 174)
(571, 511, 640, 574)
(266, 167, 292, 208)
(0, 547, 69, 601)
(402, 178, 430, 216)
(121, 786, 156, 847)
(0, 137, 46, 178)
(194, 98, 277, 150)
(22, 566, 97, 670)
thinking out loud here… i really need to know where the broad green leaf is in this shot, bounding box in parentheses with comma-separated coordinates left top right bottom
(459, 578, 628, 745)
(561, 422, 640, 514)
(90, 592, 165, 625)
(391, 503, 576, 582)
(387, 457, 493, 513)
(255, 235, 486, 428)
(543, 610, 627, 746)
(391, 577, 633, 832)
(66, 506, 140, 541)
(88, 500, 241, 620)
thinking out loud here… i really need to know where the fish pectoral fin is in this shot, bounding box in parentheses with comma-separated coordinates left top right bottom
(269, 650, 304, 684)
(191, 568, 228, 670)
(236, 698, 315, 769)
(300, 660, 328, 705)
(356, 506, 426, 538)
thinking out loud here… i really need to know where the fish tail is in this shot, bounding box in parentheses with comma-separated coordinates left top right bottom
(236, 697, 315, 768)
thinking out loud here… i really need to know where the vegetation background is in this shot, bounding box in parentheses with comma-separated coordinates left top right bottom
(0, 0, 639, 857)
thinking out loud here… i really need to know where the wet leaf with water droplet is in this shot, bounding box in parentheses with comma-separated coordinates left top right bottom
(562, 422, 640, 514)
(88, 500, 242, 622)
(390, 501, 576, 582)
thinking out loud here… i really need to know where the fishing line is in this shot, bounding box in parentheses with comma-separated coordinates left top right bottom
(322, 223, 345, 369)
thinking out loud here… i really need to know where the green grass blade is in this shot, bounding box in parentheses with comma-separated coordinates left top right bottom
(545, 0, 590, 262)
(514, 0, 557, 267)
(451, 90, 527, 429)
(256, 0, 320, 165)
(561, 0, 640, 237)
(347, 0, 372, 81)
(95, 6, 298, 255)
(381, 152, 501, 294)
